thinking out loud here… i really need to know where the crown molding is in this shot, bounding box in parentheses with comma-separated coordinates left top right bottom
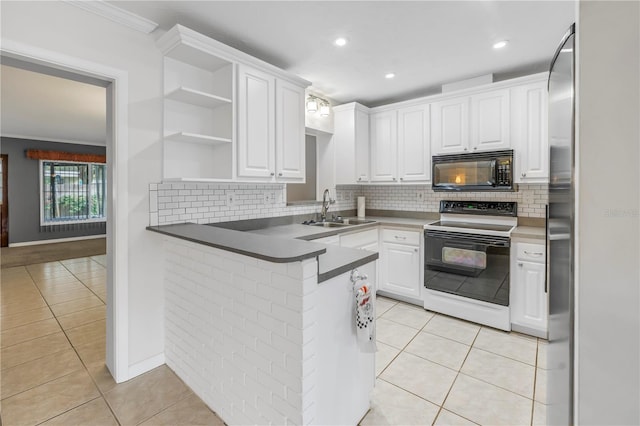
(65, 1, 159, 34)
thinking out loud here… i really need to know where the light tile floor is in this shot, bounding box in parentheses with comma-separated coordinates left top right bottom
(0, 256, 224, 426)
(361, 296, 549, 426)
(2, 256, 548, 426)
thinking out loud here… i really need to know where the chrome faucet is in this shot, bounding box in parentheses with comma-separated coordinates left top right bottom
(321, 189, 331, 221)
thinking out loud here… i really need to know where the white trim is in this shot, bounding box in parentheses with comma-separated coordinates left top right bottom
(128, 353, 165, 378)
(1, 133, 106, 147)
(9, 234, 105, 247)
(1, 38, 130, 383)
(369, 72, 549, 113)
(64, 1, 158, 34)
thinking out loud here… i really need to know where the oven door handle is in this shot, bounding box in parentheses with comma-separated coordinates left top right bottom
(425, 231, 510, 248)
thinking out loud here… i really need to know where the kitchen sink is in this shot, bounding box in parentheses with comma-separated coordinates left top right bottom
(309, 221, 352, 228)
(303, 218, 377, 227)
(343, 219, 376, 225)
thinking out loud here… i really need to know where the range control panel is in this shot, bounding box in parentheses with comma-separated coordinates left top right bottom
(439, 200, 518, 217)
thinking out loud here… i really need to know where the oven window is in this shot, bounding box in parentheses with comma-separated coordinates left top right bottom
(434, 160, 494, 186)
(442, 247, 487, 269)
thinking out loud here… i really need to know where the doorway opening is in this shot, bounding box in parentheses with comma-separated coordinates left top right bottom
(0, 44, 129, 382)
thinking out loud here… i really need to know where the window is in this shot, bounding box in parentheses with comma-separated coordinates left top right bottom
(40, 161, 106, 224)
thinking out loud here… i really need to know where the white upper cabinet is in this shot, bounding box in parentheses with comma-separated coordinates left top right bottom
(471, 89, 510, 151)
(237, 65, 276, 179)
(370, 111, 398, 182)
(512, 81, 549, 183)
(275, 80, 306, 180)
(397, 104, 431, 182)
(333, 103, 370, 184)
(432, 89, 510, 155)
(157, 24, 309, 183)
(431, 96, 469, 155)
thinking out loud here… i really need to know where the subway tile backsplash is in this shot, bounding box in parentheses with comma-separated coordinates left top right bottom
(149, 182, 547, 226)
(149, 183, 360, 226)
(358, 183, 548, 218)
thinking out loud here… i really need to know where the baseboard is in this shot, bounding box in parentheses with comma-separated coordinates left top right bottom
(128, 353, 165, 380)
(9, 234, 106, 247)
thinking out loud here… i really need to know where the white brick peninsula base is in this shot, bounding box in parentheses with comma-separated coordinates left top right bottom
(162, 236, 375, 425)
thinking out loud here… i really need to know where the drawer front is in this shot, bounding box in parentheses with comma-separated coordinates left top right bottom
(516, 242, 546, 263)
(382, 228, 420, 245)
(340, 229, 378, 249)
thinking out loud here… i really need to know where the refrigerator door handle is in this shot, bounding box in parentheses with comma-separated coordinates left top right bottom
(545, 204, 549, 293)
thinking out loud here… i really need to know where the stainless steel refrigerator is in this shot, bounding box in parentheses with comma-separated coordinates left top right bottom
(547, 23, 575, 425)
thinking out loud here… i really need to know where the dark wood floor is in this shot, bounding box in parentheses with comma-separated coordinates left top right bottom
(1, 238, 106, 268)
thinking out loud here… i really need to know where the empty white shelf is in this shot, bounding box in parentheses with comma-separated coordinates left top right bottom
(166, 87, 232, 109)
(165, 132, 232, 145)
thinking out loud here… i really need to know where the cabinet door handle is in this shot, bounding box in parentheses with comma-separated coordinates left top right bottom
(473, 147, 477, 150)
(394, 235, 406, 240)
(270, 172, 275, 176)
(400, 177, 404, 181)
(464, 147, 468, 151)
(414, 248, 418, 252)
(524, 251, 543, 256)
(521, 173, 526, 178)
(278, 172, 283, 177)
(358, 177, 362, 181)
(518, 262, 524, 267)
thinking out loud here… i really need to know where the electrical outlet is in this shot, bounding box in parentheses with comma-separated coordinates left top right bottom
(416, 190, 426, 203)
(264, 191, 276, 204)
(226, 192, 236, 207)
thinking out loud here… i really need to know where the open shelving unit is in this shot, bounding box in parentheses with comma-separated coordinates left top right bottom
(160, 26, 236, 181)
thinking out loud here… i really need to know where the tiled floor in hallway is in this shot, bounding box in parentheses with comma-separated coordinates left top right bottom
(2, 255, 548, 425)
(362, 296, 548, 426)
(0, 256, 224, 426)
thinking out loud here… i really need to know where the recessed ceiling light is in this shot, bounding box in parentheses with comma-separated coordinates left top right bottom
(493, 40, 508, 49)
(385, 73, 395, 79)
(334, 37, 347, 47)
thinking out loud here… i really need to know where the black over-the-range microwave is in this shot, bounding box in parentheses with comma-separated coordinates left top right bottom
(431, 149, 515, 192)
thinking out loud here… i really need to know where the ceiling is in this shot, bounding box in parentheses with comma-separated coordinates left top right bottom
(0, 64, 107, 145)
(112, 0, 575, 106)
(0, 1, 575, 147)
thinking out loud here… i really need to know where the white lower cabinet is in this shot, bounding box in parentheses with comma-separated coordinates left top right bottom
(379, 228, 421, 299)
(510, 240, 547, 337)
(340, 228, 378, 251)
(313, 235, 340, 245)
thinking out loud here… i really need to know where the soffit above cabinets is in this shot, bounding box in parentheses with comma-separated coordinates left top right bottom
(110, 1, 575, 107)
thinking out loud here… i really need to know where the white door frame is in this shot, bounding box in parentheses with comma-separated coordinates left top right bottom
(1, 39, 130, 382)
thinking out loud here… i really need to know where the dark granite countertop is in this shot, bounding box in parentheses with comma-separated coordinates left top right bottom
(148, 213, 434, 284)
(147, 223, 327, 263)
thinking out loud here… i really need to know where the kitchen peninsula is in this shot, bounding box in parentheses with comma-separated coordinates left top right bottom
(147, 221, 378, 425)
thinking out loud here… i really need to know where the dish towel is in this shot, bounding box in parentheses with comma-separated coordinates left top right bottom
(355, 284, 377, 352)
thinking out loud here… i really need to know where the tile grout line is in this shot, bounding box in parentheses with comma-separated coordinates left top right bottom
(430, 325, 481, 425)
(24, 260, 122, 426)
(57, 258, 123, 425)
(59, 260, 107, 305)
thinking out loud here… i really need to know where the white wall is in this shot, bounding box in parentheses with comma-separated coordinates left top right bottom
(1, 1, 166, 376)
(577, 1, 639, 424)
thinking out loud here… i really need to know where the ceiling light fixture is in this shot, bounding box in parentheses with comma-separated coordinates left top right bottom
(334, 37, 347, 47)
(493, 40, 508, 49)
(385, 73, 395, 79)
(307, 94, 331, 117)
